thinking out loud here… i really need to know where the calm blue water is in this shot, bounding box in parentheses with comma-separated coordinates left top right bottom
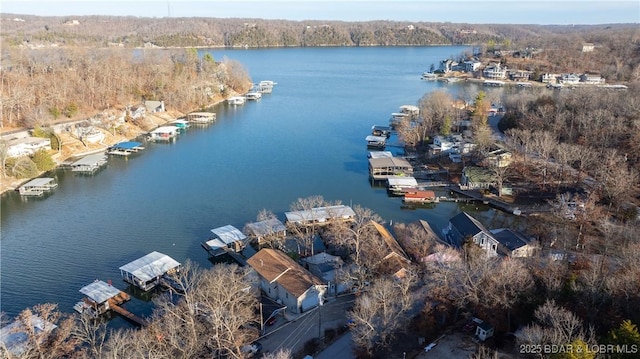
(1, 46, 514, 326)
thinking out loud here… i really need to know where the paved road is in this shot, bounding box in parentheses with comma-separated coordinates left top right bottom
(315, 332, 355, 359)
(258, 294, 355, 357)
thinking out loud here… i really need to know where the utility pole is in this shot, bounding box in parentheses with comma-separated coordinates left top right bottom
(259, 302, 263, 333)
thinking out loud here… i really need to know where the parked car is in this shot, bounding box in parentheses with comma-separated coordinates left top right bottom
(241, 341, 263, 358)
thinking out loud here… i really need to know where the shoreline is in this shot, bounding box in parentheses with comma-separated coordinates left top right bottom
(0, 94, 240, 195)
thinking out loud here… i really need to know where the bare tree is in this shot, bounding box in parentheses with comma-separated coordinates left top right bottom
(286, 195, 339, 256)
(72, 314, 109, 359)
(349, 276, 416, 355)
(518, 300, 595, 348)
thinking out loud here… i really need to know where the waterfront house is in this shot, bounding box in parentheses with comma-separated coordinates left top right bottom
(429, 135, 474, 156)
(119, 251, 181, 291)
(463, 60, 482, 73)
(368, 156, 414, 180)
(484, 148, 513, 168)
(482, 63, 507, 80)
(5, 136, 51, 158)
(203, 225, 247, 257)
(284, 205, 356, 227)
(247, 248, 326, 314)
(508, 69, 533, 82)
(442, 212, 499, 256)
(560, 73, 581, 85)
(439, 59, 456, 73)
(541, 73, 559, 84)
(490, 228, 536, 257)
(301, 252, 348, 296)
(244, 218, 287, 245)
(0, 315, 57, 357)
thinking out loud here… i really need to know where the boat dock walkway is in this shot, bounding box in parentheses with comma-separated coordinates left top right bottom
(108, 298, 147, 326)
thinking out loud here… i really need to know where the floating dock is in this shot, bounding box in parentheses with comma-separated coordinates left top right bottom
(74, 280, 146, 326)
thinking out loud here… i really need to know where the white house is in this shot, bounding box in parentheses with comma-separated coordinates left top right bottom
(560, 73, 581, 85)
(463, 60, 482, 73)
(483, 63, 507, 79)
(580, 73, 605, 85)
(247, 249, 326, 314)
(5, 137, 52, 157)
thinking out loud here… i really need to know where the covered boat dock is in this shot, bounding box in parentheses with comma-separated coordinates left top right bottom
(18, 177, 57, 196)
(107, 141, 145, 156)
(285, 205, 356, 227)
(119, 251, 181, 291)
(74, 280, 132, 319)
(368, 156, 414, 180)
(186, 112, 216, 124)
(202, 225, 247, 257)
(70, 153, 108, 173)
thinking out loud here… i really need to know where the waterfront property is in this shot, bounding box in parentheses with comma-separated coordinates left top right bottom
(5, 136, 52, 158)
(18, 177, 58, 196)
(244, 218, 287, 245)
(300, 252, 348, 296)
(366, 135, 387, 149)
(368, 156, 414, 180)
(106, 141, 145, 156)
(284, 205, 356, 227)
(70, 153, 108, 173)
(442, 212, 499, 256)
(73, 280, 131, 318)
(202, 225, 247, 257)
(148, 126, 179, 142)
(171, 119, 190, 130)
(186, 112, 216, 124)
(247, 248, 326, 314)
(119, 251, 181, 291)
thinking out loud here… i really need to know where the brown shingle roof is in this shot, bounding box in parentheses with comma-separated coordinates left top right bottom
(247, 249, 324, 298)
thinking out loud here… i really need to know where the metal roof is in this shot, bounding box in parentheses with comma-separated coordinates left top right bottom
(150, 126, 178, 134)
(368, 151, 393, 159)
(285, 205, 356, 224)
(387, 177, 418, 187)
(21, 177, 55, 187)
(210, 225, 247, 245)
(366, 135, 387, 142)
(79, 280, 122, 304)
(369, 157, 412, 168)
(119, 251, 181, 282)
(244, 218, 286, 237)
(112, 141, 143, 150)
(71, 153, 107, 166)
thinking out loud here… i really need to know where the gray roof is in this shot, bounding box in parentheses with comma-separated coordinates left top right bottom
(119, 251, 181, 282)
(71, 153, 107, 166)
(450, 212, 490, 238)
(368, 156, 412, 168)
(244, 218, 286, 237)
(21, 177, 55, 187)
(490, 228, 530, 251)
(79, 280, 122, 303)
(211, 225, 247, 244)
(285, 205, 356, 224)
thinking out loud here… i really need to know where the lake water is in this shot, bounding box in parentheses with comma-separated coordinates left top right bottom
(0, 46, 514, 326)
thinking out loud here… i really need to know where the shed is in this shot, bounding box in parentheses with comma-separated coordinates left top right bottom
(119, 251, 181, 291)
(475, 321, 494, 341)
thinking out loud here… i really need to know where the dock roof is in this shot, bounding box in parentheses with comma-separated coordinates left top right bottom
(119, 251, 181, 282)
(369, 157, 412, 168)
(150, 126, 178, 134)
(368, 151, 393, 159)
(21, 177, 55, 187)
(111, 141, 143, 150)
(71, 153, 107, 166)
(387, 176, 418, 187)
(79, 280, 122, 304)
(285, 205, 356, 224)
(244, 218, 286, 237)
(210, 225, 247, 244)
